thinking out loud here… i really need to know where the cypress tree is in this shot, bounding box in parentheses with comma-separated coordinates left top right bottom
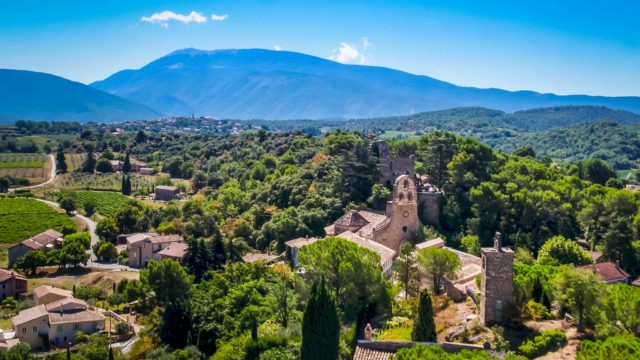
(412, 289, 436, 342)
(301, 278, 340, 360)
(210, 235, 227, 270)
(123, 152, 131, 173)
(121, 175, 132, 195)
(56, 146, 68, 173)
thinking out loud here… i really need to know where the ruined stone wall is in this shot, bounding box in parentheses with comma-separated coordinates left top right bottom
(418, 191, 443, 228)
(480, 235, 514, 327)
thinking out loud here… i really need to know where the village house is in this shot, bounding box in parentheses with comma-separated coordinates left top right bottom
(13, 297, 105, 350)
(127, 233, 184, 268)
(581, 261, 631, 284)
(109, 159, 144, 173)
(33, 285, 73, 306)
(156, 242, 188, 262)
(154, 185, 180, 201)
(0, 269, 27, 300)
(8, 230, 63, 268)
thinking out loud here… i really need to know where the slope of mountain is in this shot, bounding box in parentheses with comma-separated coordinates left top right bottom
(92, 48, 640, 119)
(0, 69, 161, 123)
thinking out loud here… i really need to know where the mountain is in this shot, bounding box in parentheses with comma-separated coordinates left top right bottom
(0, 69, 161, 123)
(92, 48, 640, 120)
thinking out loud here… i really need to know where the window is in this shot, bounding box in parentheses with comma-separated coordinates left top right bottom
(57, 325, 63, 333)
(398, 193, 404, 201)
(403, 180, 408, 189)
(22, 327, 26, 334)
(32, 326, 37, 332)
(402, 226, 408, 233)
(73, 324, 80, 330)
(408, 192, 413, 201)
(1, 284, 5, 289)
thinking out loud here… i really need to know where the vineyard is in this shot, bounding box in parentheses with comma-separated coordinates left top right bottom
(75, 191, 132, 216)
(0, 153, 49, 184)
(0, 197, 75, 243)
(64, 153, 85, 172)
(57, 172, 156, 192)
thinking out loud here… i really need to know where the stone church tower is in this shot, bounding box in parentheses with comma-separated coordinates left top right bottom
(480, 232, 514, 326)
(372, 174, 422, 253)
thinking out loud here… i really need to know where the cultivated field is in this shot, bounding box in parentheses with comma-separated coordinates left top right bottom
(75, 190, 132, 216)
(0, 197, 75, 243)
(65, 153, 85, 172)
(0, 153, 50, 184)
(57, 172, 156, 192)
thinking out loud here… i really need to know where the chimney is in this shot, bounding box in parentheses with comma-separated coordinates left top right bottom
(494, 232, 502, 252)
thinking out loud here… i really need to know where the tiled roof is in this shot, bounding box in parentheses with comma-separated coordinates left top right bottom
(0, 269, 27, 283)
(148, 234, 183, 244)
(581, 262, 630, 283)
(324, 224, 336, 236)
(242, 253, 279, 263)
(356, 211, 388, 240)
(125, 233, 157, 244)
(45, 298, 88, 312)
(353, 346, 394, 360)
(33, 285, 73, 301)
(157, 242, 188, 259)
(48, 309, 105, 324)
(155, 185, 178, 191)
(335, 210, 370, 228)
(12, 305, 48, 326)
(15, 229, 63, 250)
(336, 231, 396, 266)
(415, 238, 445, 250)
(284, 237, 319, 249)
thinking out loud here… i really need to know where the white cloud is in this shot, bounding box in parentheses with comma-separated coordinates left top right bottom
(330, 38, 373, 64)
(274, 45, 282, 51)
(211, 13, 229, 21)
(141, 10, 208, 28)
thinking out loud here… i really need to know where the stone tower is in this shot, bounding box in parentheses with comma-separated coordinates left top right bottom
(372, 174, 422, 253)
(480, 232, 514, 327)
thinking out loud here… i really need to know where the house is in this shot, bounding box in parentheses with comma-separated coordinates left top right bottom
(0, 269, 27, 300)
(581, 262, 631, 284)
(284, 237, 319, 268)
(353, 340, 487, 360)
(156, 242, 188, 262)
(139, 167, 155, 175)
(116, 232, 159, 246)
(13, 298, 105, 350)
(33, 285, 73, 306)
(110, 159, 144, 173)
(127, 234, 184, 268)
(8, 230, 63, 268)
(154, 185, 180, 201)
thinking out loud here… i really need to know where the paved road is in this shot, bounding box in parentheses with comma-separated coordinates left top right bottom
(15, 154, 56, 190)
(34, 198, 137, 271)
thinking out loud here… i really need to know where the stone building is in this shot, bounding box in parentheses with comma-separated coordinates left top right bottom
(480, 233, 514, 327)
(373, 140, 415, 188)
(8, 230, 63, 268)
(0, 269, 27, 300)
(154, 185, 180, 201)
(127, 234, 184, 268)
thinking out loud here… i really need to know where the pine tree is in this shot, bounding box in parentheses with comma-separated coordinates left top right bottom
(412, 289, 436, 342)
(123, 152, 131, 173)
(301, 278, 340, 360)
(211, 235, 227, 270)
(56, 146, 68, 173)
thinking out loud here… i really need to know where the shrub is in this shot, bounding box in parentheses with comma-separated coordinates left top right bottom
(518, 330, 567, 358)
(524, 300, 551, 321)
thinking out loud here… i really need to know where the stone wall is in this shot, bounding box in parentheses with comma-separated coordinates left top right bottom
(418, 191, 443, 227)
(480, 233, 514, 327)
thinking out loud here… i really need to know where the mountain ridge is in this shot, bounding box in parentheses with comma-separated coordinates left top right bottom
(0, 69, 162, 123)
(91, 48, 640, 119)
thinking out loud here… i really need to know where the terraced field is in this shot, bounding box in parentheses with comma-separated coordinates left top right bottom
(0, 197, 75, 243)
(0, 153, 49, 184)
(75, 191, 132, 216)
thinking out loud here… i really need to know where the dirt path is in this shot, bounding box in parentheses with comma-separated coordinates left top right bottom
(15, 154, 56, 190)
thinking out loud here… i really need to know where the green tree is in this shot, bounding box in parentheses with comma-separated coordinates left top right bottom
(367, 183, 391, 210)
(301, 278, 340, 360)
(123, 152, 132, 173)
(393, 243, 421, 299)
(191, 171, 207, 192)
(135, 130, 147, 144)
(97, 242, 118, 262)
(412, 289, 436, 342)
(56, 146, 68, 173)
(513, 146, 536, 158)
(554, 266, 606, 331)
(59, 196, 77, 215)
(599, 283, 640, 337)
(141, 259, 192, 305)
(96, 216, 119, 242)
(82, 145, 96, 173)
(461, 234, 481, 256)
(121, 175, 131, 195)
(95, 158, 113, 173)
(581, 158, 616, 186)
(417, 247, 461, 294)
(577, 336, 640, 360)
(537, 235, 592, 266)
(14, 250, 47, 275)
(83, 197, 98, 217)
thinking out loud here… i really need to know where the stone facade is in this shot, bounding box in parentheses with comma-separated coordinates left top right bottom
(372, 175, 422, 253)
(480, 233, 514, 327)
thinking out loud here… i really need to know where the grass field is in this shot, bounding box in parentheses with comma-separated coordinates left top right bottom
(76, 191, 132, 216)
(0, 197, 75, 243)
(0, 153, 50, 184)
(65, 153, 85, 172)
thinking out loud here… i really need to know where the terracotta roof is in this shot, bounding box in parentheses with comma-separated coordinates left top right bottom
(242, 253, 279, 263)
(324, 224, 336, 236)
(335, 210, 370, 228)
(356, 211, 388, 240)
(0, 269, 26, 283)
(125, 233, 157, 244)
(45, 298, 88, 312)
(14, 229, 63, 250)
(632, 278, 640, 287)
(336, 231, 396, 267)
(33, 285, 73, 301)
(148, 234, 183, 244)
(284, 237, 319, 249)
(157, 242, 188, 259)
(353, 346, 394, 360)
(48, 309, 105, 324)
(12, 305, 48, 326)
(587, 251, 604, 262)
(581, 262, 630, 283)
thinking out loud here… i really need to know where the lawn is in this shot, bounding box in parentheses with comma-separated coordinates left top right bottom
(0, 153, 49, 184)
(0, 197, 75, 243)
(75, 191, 132, 216)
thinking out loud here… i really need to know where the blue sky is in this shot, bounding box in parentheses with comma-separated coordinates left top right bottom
(1, 0, 638, 96)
